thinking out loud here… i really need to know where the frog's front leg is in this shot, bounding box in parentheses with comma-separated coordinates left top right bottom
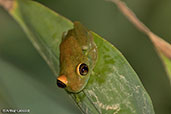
(61, 31, 68, 41)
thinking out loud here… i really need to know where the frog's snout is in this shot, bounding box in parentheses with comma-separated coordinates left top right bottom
(57, 75, 68, 88)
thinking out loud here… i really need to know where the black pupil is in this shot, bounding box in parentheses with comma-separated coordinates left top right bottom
(57, 80, 66, 88)
(79, 63, 88, 76)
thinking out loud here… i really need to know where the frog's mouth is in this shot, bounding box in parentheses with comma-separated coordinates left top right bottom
(57, 75, 68, 88)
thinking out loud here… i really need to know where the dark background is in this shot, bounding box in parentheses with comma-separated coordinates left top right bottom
(0, 0, 171, 114)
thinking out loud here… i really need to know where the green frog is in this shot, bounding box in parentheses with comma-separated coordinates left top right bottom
(57, 21, 97, 93)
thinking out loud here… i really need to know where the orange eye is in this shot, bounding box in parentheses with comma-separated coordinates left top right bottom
(77, 63, 89, 76)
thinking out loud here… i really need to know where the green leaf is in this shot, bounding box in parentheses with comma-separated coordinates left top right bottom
(1, 0, 155, 113)
(71, 32, 154, 113)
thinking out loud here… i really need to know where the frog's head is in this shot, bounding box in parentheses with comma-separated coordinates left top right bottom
(57, 62, 90, 93)
(56, 22, 97, 93)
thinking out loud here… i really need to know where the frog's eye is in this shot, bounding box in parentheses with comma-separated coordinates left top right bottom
(77, 63, 89, 76)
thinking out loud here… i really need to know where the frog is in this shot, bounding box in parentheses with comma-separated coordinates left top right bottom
(56, 21, 97, 93)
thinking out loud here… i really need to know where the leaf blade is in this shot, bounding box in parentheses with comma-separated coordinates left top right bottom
(72, 32, 155, 113)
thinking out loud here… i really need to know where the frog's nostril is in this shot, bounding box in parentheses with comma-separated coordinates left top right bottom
(57, 79, 66, 88)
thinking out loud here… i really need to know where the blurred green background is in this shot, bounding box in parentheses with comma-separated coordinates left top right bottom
(0, 0, 171, 114)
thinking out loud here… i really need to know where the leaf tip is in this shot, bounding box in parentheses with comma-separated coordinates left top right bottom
(149, 33, 171, 59)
